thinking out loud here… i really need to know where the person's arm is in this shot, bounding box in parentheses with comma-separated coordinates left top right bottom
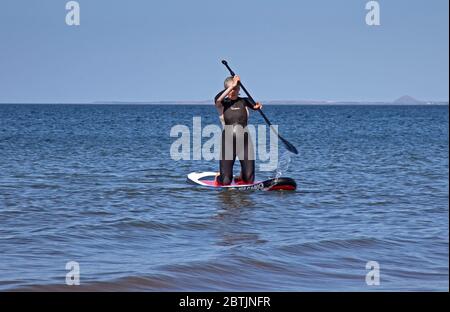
(245, 98, 263, 110)
(214, 90, 226, 107)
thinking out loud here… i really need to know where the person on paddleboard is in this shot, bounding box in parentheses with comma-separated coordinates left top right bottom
(214, 76, 262, 185)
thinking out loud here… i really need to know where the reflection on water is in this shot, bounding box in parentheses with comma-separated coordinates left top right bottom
(214, 190, 264, 248)
(216, 190, 256, 211)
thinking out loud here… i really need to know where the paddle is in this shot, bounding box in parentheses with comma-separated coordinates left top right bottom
(221, 60, 299, 155)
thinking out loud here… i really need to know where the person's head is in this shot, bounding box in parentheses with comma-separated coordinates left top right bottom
(224, 76, 240, 100)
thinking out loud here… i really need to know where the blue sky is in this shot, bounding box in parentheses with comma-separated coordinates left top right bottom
(0, 0, 448, 103)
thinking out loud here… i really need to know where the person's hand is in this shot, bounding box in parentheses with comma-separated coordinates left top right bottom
(254, 102, 263, 110)
(231, 76, 240, 88)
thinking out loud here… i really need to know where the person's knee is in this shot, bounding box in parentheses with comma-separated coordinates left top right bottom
(246, 173, 255, 183)
(242, 170, 254, 183)
(245, 159, 255, 182)
(221, 175, 233, 185)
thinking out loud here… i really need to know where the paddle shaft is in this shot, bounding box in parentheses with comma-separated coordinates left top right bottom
(221, 60, 298, 154)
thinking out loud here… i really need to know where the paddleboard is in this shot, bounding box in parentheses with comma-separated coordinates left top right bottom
(187, 172, 296, 191)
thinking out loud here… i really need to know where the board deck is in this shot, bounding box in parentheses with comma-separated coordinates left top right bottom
(187, 172, 296, 191)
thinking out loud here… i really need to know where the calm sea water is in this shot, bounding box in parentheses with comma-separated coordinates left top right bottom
(0, 104, 448, 291)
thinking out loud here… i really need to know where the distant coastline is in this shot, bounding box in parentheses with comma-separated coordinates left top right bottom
(1, 96, 448, 105)
(1, 101, 448, 105)
(91, 100, 449, 105)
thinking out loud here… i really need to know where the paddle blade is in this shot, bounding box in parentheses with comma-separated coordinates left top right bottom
(280, 136, 299, 154)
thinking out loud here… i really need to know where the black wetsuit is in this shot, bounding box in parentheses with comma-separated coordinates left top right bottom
(214, 91, 258, 185)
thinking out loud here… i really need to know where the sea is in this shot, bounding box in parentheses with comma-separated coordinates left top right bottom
(0, 104, 448, 291)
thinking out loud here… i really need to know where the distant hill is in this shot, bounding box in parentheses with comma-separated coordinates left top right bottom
(88, 95, 448, 105)
(8, 96, 446, 105)
(393, 95, 424, 105)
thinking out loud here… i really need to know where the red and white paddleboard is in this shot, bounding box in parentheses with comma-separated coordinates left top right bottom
(187, 172, 296, 191)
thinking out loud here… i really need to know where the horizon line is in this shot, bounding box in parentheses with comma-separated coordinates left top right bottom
(0, 99, 448, 105)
